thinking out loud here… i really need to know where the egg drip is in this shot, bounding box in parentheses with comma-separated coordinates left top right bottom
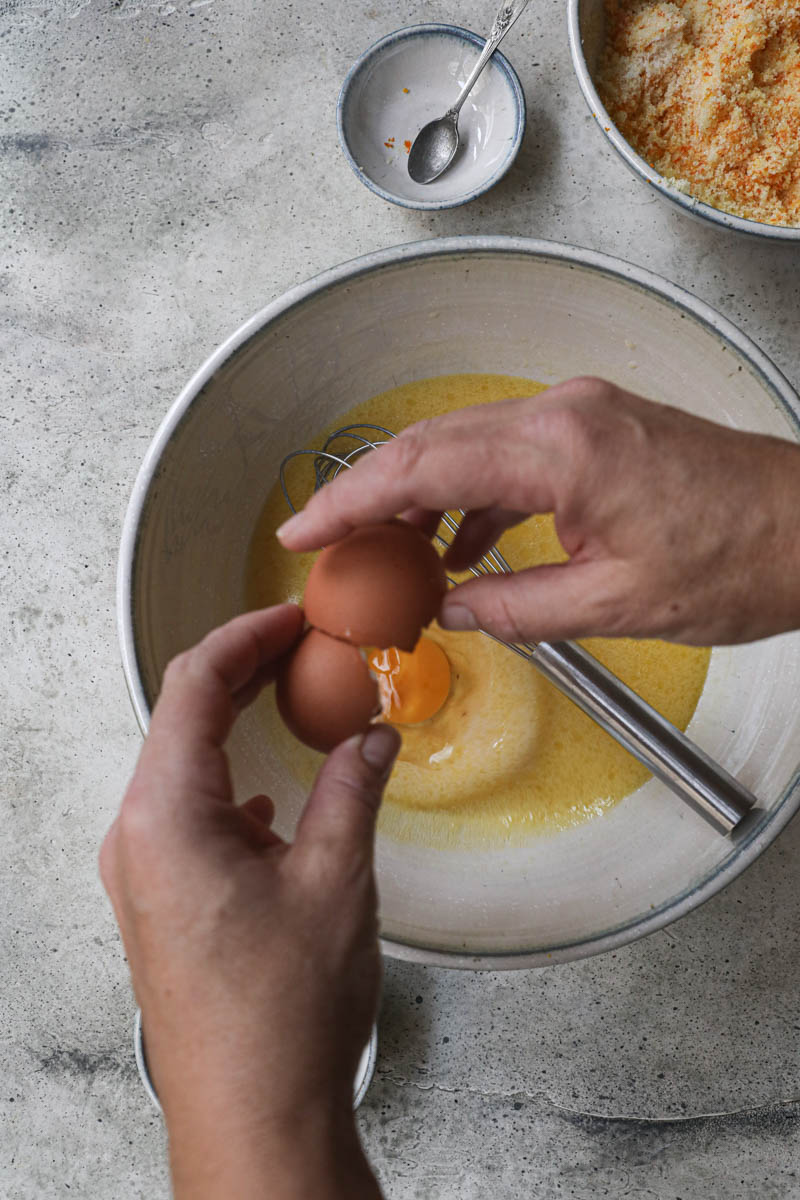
(369, 636, 452, 725)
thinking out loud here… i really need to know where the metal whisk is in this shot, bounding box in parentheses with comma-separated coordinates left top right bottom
(280, 424, 755, 835)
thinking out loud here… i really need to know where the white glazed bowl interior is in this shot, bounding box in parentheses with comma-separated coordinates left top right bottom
(568, 0, 800, 241)
(337, 25, 525, 210)
(120, 238, 800, 968)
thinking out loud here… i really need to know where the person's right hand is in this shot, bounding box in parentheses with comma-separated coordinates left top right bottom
(278, 378, 800, 646)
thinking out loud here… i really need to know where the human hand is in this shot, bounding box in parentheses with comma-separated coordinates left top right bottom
(101, 605, 396, 1200)
(277, 378, 800, 646)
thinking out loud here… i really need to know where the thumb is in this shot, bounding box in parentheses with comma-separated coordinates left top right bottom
(292, 725, 401, 877)
(439, 560, 623, 644)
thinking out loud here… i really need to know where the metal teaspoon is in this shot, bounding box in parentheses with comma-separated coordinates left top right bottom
(407, 0, 530, 184)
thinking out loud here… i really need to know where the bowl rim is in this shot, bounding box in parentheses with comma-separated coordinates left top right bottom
(118, 234, 800, 970)
(566, 0, 800, 241)
(336, 22, 526, 211)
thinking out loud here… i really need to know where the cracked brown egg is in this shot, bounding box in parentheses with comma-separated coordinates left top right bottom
(304, 520, 447, 652)
(276, 628, 381, 754)
(276, 520, 449, 752)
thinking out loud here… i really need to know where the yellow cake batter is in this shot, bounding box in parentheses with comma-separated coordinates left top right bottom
(245, 374, 711, 847)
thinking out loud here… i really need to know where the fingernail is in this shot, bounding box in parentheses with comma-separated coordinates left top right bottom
(439, 603, 478, 631)
(360, 725, 401, 775)
(276, 512, 305, 543)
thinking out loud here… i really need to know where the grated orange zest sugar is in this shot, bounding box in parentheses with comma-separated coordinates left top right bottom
(597, 0, 800, 226)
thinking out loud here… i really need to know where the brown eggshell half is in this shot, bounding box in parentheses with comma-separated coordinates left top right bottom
(304, 520, 448, 652)
(276, 628, 380, 754)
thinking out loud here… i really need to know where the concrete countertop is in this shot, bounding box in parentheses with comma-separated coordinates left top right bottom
(3, 1, 799, 1196)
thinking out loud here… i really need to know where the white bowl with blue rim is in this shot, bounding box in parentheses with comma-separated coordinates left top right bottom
(119, 236, 800, 968)
(337, 24, 526, 210)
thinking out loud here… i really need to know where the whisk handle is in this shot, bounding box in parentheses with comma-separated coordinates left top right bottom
(531, 641, 755, 834)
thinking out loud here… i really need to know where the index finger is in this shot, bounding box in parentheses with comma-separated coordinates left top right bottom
(140, 604, 304, 790)
(275, 397, 558, 552)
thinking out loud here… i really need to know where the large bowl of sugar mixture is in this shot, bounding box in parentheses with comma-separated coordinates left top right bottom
(119, 237, 800, 967)
(568, 0, 800, 240)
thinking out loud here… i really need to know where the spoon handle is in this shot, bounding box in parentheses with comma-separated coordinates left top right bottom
(449, 0, 530, 117)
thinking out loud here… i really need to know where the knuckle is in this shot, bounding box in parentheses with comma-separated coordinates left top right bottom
(592, 596, 643, 638)
(567, 375, 618, 407)
(478, 582, 530, 645)
(198, 621, 233, 658)
(591, 569, 663, 639)
(98, 827, 117, 892)
(401, 416, 431, 441)
(296, 832, 372, 891)
(163, 629, 234, 693)
(325, 768, 380, 816)
(162, 650, 192, 688)
(527, 405, 595, 467)
(116, 784, 154, 847)
(501, 597, 534, 645)
(391, 424, 428, 479)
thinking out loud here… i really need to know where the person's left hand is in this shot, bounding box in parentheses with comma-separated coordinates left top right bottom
(101, 604, 395, 1200)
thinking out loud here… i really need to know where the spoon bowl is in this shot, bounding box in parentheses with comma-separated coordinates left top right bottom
(407, 110, 460, 184)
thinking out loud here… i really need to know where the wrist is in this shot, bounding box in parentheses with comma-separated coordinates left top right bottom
(168, 1099, 381, 1200)
(765, 438, 800, 636)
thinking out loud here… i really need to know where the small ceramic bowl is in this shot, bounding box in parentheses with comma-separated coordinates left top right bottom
(133, 1009, 379, 1111)
(337, 24, 526, 210)
(567, 0, 800, 241)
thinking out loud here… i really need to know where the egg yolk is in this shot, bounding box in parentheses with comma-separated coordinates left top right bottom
(368, 637, 451, 725)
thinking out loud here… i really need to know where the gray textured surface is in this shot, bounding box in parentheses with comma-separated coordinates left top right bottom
(2, 0, 800, 1196)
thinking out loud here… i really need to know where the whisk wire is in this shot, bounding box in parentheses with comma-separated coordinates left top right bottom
(281, 425, 396, 513)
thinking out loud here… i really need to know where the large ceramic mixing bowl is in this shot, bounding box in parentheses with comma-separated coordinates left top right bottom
(568, 0, 800, 241)
(118, 237, 800, 968)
